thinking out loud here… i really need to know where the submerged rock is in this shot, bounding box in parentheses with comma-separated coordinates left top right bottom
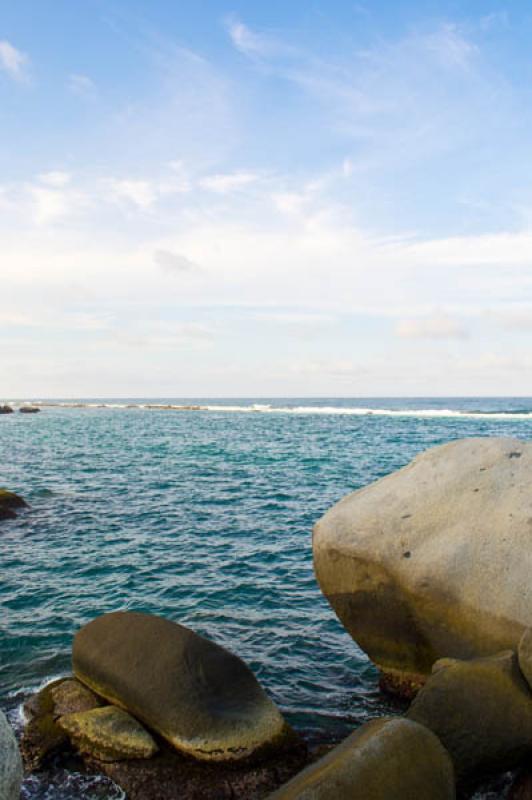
(0, 710, 23, 800)
(313, 437, 532, 693)
(268, 717, 455, 799)
(407, 650, 532, 782)
(0, 488, 27, 520)
(73, 611, 298, 762)
(58, 706, 158, 762)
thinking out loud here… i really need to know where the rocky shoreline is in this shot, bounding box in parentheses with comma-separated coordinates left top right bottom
(4, 436, 532, 798)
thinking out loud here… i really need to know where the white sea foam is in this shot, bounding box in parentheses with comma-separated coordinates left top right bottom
(14, 401, 532, 419)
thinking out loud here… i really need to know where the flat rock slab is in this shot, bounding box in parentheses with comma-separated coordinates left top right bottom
(58, 706, 158, 762)
(87, 741, 308, 800)
(313, 437, 532, 689)
(73, 611, 295, 762)
(268, 717, 455, 799)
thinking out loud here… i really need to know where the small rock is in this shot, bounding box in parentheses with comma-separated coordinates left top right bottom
(21, 678, 70, 770)
(19, 406, 41, 414)
(268, 716, 455, 799)
(0, 405, 14, 414)
(0, 710, 23, 800)
(407, 650, 532, 783)
(51, 679, 103, 717)
(0, 489, 27, 521)
(58, 706, 158, 762)
(73, 611, 299, 762)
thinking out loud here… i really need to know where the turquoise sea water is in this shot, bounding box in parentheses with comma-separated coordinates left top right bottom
(2, 397, 532, 798)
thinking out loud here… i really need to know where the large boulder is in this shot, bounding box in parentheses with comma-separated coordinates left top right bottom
(268, 716, 455, 799)
(407, 650, 532, 782)
(73, 611, 296, 762)
(313, 437, 532, 693)
(0, 710, 23, 800)
(0, 489, 27, 521)
(58, 706, 158, 762)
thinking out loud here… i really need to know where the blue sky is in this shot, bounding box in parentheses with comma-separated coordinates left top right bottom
(2, 1, 532, 396)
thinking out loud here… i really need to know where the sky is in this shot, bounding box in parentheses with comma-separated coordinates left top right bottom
(2, 0, 532, 397)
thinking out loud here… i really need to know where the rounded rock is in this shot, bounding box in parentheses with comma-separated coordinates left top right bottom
(73, 611, 293, 762)
(0, 710, 23, 800)
(407, 650, 532, 781)
(58, 705, 158, 762)
(313, 437, 532, 690)
(268, 717, 455, 799)
(0, 489, 27, 521)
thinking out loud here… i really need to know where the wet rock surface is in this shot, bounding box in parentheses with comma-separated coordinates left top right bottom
(73, 611, 298, 762)
(407, 651, 532, 784)
(268, 716, 455, 800)
(0, 488, 27, 520)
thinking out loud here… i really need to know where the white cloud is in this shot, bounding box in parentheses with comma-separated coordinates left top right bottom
(226, 20, 287, 59)
(199, 171, 260, 193)
(108, 179, 158, 210)
(424, 24, 478, 71)
(38, 171, 72, 188)
(395, 315, 468, 340)
(154, 249, 201, 273)
(488, 307, 532, 330)
(0, 40, 29, 82)
(68, 73, 96, 96)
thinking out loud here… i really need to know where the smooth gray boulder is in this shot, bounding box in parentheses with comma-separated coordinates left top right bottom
(73, 611, 297, 762)
(408, 650, 532, 781)
(0, 710, 23, 800)
(268, 716, 455, 799)
(313, 437, 532, 694)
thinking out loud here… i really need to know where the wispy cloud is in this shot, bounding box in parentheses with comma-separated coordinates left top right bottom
(154, 249, 201, 273)
(395, 315, 468, 340)
(226, 19, 294, 59)
(68, 73, 97, 97)
(0, 40, 29, 82)
(199, 171, 260, 193)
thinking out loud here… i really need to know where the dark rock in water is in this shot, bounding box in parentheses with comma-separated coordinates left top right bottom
(407, 650, 532, 784)
(313, 437, 532, 696)
(58, 706, 158, 762)
(268, 717, 455, 799)
(509, 769, 532, 799)
(0, 709, 23, 800)
(85, 740, 308, 800)
(21, 678, 71, 770)
(73, 611, 299, 762)
(0, 405, 14, 414)
(0, 489, 27, 520)
(19, 405, 41, 413)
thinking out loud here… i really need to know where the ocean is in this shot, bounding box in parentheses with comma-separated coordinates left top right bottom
(2, 397, 531, 799)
